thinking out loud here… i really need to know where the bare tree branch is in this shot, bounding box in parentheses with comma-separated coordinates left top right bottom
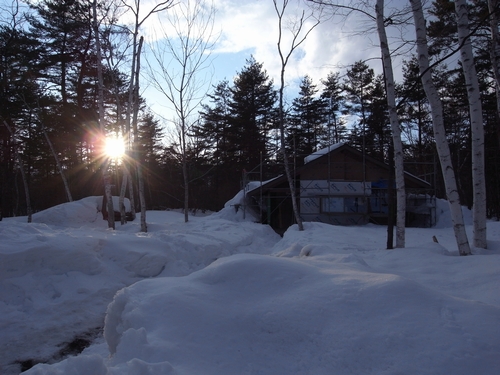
(274, 0, 323, 232)
(145, 0, 217, 223)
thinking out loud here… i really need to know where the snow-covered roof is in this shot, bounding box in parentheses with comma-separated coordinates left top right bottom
(304, 142, 345, 164)
(245, 176, 283, 193)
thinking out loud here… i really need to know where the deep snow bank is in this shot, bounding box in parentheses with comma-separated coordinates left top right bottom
(25, 253, 500, 375)
(29, 196, 133, 227)
(0, 196, 280, 375)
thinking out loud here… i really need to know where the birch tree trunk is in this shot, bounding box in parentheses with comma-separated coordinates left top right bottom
(134, 36, 147, 232)
(182, 128, 189, 223)
(93, 0, 114, 230)
(3, 120, 32, 223)
(278, 71, 303, 231)
(375, 0, 406, 248)
(122, 13, 139, 226)
(119, 167, 128, 224)
(410, 0, 471, 255)
(455, 0, 487, 249)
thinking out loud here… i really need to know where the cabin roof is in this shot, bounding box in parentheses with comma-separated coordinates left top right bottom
(247, 143, 431, 196)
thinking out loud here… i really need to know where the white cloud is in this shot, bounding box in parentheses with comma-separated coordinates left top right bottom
(209, 0, 399, 93)
(139, 0, 413, 121)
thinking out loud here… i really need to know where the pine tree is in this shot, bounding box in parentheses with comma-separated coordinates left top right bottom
(137, 111, 165, 208)
(321, 71, 348, 144)
(365, 74, 390, 160)
(288, 75, 327, 163)
(0, 25, 48, 216)
(397, 57, 434, 164)
(196, 80, 239, 208)
(28, 0, 96, 169)
(396, 56, 440, 199)
(228, 56, 278, 172)
(197, 80, 233, 165)
(344, 61, 390, 158)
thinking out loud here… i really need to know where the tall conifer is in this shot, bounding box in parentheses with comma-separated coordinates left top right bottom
(228, 57, 278, 172)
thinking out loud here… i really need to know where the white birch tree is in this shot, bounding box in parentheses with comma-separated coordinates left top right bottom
(410, 0, 471, 255)
(375, 0, 406, 248)
(133, 36, 147, 232)
(308, 0, 409, 247)
(146, 0, 217, 223)
(454, 0, 487, 249)
(120, 0, 174, 231)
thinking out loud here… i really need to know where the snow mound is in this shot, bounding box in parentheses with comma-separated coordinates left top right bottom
(30, 196, 132, 227)
(31, 196, 103, 226)
(211, 188, 259, 222)
(1, 204, 281, 375)
(434, 198, 473, 228)
(26, 253, 500, 375)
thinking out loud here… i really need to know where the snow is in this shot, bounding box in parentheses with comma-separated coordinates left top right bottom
(303, 142, 345, 164)
(1, 195, 499, 375)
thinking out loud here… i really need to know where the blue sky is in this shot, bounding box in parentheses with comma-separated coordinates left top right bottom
(1, 0, 414, 132)
(141, 0, 413, 126)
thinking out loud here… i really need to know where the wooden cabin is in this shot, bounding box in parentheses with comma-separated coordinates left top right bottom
(245, 143, 435, 234)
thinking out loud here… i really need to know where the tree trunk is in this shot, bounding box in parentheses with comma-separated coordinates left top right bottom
(112, 77, 131, 225)
(386, 145, 395, 249)
(121, 3, 140, 228)
(93, 0, 114, 229)
(278, 89, 303, 231)
(119, 165, 128, 225)
(410, 0, 471, 255)
(376, 0, 406, 248)
(182, 130, 189, 223)
(3, 120, 32, 223)
(273, 0, 319, 232)
(134, 36, 147, 232)
(41, 124, 73, 202)
(455, 0, 487, 248)
(127, 166, 136, 221)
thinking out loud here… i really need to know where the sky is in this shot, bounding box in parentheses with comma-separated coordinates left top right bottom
(0, 0, 417, 133)
(139, 0, 416, 125)
(1, 192, 499, 375)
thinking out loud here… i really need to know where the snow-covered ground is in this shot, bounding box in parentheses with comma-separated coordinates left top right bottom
(1, 195, 499, 375)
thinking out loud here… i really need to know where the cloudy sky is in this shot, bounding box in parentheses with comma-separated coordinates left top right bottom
(1, 0, 417, 126)
(141, 0, 416, 123)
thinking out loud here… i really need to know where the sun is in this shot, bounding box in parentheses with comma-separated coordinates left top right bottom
(104, 136, 125, 159)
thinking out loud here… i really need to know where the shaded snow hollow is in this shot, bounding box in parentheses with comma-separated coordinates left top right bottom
(0, 196, 498, 375)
